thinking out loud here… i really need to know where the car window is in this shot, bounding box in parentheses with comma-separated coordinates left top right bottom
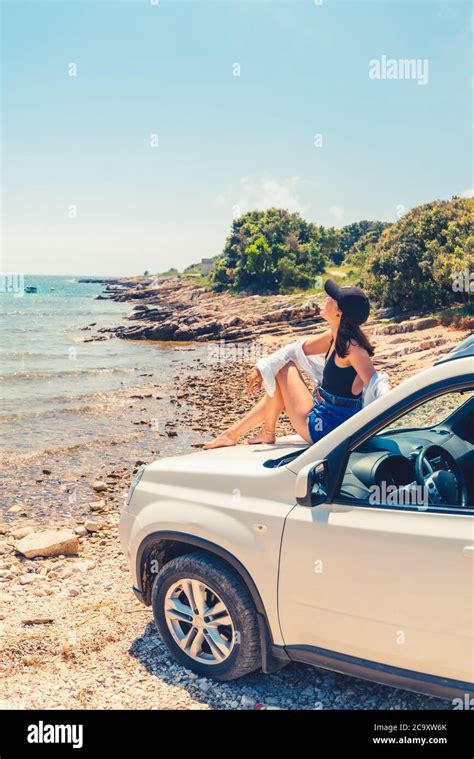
(377, 390, 474, 433)
(337, 389, 474, 512)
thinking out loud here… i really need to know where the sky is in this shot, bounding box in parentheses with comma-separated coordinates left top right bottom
(1, 0, 473, 276)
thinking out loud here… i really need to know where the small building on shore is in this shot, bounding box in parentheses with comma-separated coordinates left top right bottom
(200, 258, 215, 276)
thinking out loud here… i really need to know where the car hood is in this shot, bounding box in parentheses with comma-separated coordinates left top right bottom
(147, 434, 307, 475)
(137, 436, 308, 508)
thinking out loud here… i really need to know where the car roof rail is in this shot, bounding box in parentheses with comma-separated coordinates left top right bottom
(434, 333, 474, 365)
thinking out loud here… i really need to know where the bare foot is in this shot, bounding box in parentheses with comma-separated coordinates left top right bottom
(203, 434, 237, 450)
(247, 431, 276, 445)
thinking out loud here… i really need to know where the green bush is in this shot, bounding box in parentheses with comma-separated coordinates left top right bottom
(336, 221, 390, 265)
(365, 198, 473, 310)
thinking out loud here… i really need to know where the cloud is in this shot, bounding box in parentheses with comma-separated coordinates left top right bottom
(460, 188, 474, 198)
(216, 174, 318, 216)
(328, 205, 345, 221)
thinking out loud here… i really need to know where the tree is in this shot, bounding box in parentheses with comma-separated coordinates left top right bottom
(307, 241, 328, 275)
(211, 208, 334, 294)
(235, 237, 277, 292)
(279, 256, 314, 291)
(365, 198, 473, 310)
(333, 221, 390, 265)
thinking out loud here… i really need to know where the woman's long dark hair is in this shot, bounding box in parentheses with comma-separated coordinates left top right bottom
(335, 315, 374, 358)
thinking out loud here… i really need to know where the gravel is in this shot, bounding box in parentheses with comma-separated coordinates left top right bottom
(0, 524, 450, 710)
(2, 328, 467, 711)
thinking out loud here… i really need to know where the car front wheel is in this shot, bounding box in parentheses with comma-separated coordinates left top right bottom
(151, 551, 262, 681)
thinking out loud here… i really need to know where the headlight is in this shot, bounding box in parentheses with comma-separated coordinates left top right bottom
(124, 464, 146, 508)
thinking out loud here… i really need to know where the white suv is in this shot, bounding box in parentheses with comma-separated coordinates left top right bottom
(119, 338, 474, 699)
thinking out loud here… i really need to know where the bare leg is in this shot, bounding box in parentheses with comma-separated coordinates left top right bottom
(203, 387, 284, 449)
(273, 362, 314, 443)
(203, 396, 266, 449)
(248, 385, 284, 443)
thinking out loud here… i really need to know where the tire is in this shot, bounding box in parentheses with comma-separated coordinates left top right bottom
(151, 551, 262, 681)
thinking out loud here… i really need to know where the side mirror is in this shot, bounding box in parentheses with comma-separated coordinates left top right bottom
(295, 460, 329, 507)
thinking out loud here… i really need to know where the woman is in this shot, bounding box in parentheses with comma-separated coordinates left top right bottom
(203, 279, 376, 448)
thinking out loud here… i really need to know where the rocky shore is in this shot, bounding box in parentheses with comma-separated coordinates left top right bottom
(1, 277, 471, 710)
(87, 276, 325, 342)
(83, 275, 473, 348)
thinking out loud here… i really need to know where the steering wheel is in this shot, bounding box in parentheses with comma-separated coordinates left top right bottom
(415, 444, 468, 507)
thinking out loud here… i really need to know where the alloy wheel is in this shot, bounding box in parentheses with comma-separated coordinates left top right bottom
(164, 578, 235, 665)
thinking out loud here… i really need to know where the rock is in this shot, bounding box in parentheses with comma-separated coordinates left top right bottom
(0, 524, 8, 535)
(378, 317, 438, 335)
(11, 526, 34, 540)
(22, 656, 39, 666)
(411, 317, 438, 331)
(74, 526, 88, 537)
(196, 680, 210, 692)
(240, 695, 255, 708)
(0, 541, 13, 555)
(42, 469, 52, 475)
(7, 505, 23, 514)
(15, 530, 79, 559)
(70, 560, 94, 572)
(21, 617, 54, 626)
(84, 519, 102, 533)
(143, 321, 182, 341)
(92, 481, 108, 492)
(173, 326, 196, 340)
(19, 574, 45, 585)
(419, 338, 440, 350)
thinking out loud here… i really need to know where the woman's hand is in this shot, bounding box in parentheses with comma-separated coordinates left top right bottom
(247, 368, 263, 396)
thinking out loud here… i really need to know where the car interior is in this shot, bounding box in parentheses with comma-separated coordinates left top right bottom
(340, 392, 474, 509)
(264, 389, 474, 510)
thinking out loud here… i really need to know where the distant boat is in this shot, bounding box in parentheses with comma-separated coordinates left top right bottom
(25, 286, 38, 293)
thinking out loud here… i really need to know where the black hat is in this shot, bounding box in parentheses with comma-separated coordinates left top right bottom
(324, 279, 370, 325)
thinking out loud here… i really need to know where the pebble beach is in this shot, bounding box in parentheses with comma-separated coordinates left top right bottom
(1, 276, 470, 710)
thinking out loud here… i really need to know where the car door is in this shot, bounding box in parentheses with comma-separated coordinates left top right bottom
(278, 388, 474, 685)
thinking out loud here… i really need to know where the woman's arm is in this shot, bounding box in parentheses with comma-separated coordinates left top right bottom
(302, 329, 333, 356)
(348, 343, 376, 385)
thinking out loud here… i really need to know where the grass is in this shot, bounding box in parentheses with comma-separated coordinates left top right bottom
(145, 260, 364, 298)
(325, 264, 365, 286)
(179, 274, 210, 287)
(144, 271, 211, 287)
